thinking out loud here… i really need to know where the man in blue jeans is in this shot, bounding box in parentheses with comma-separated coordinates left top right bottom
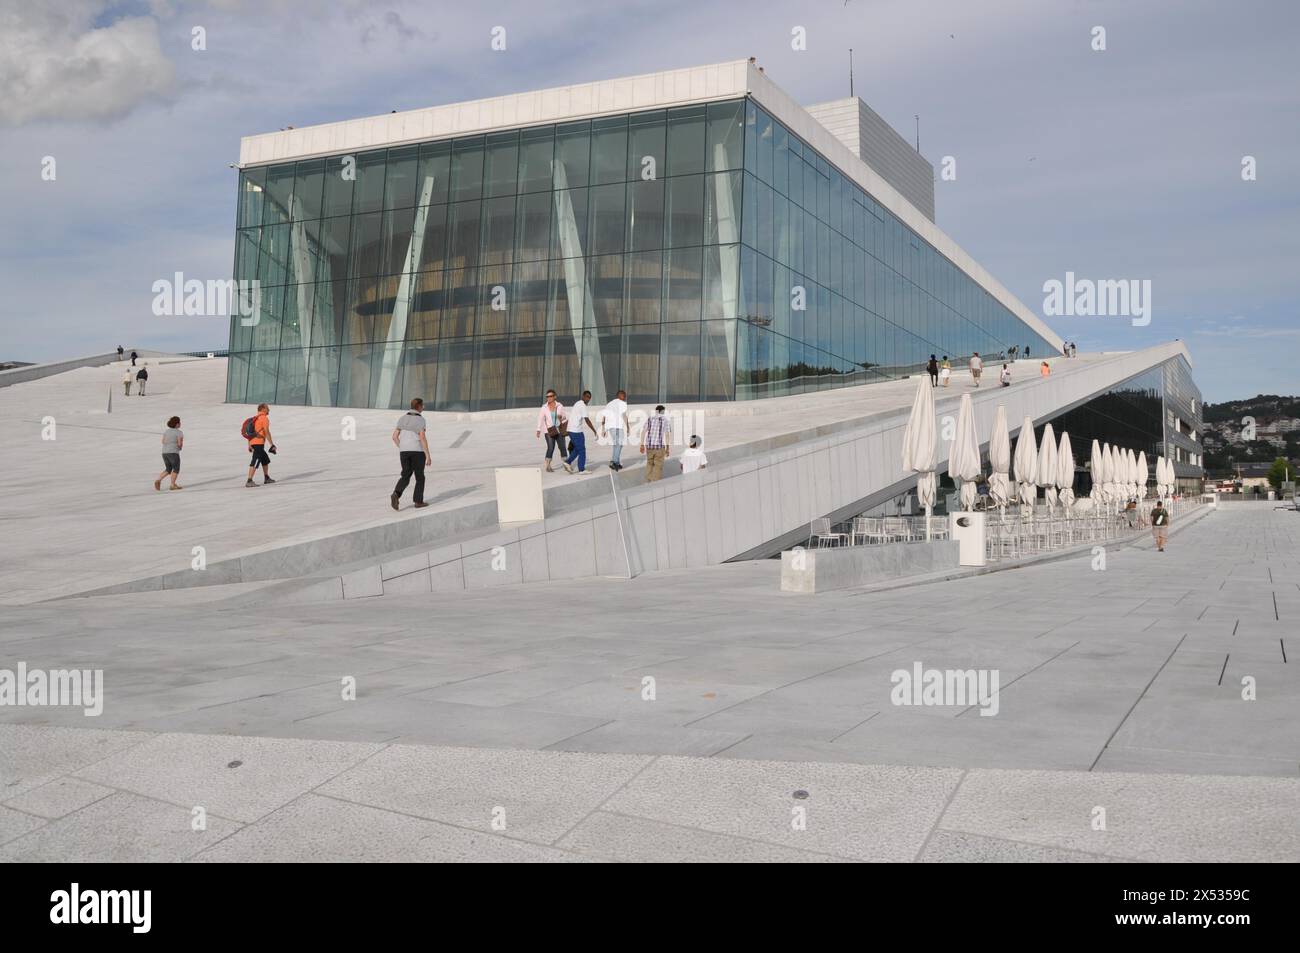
(600, 389, 629, 471)
(563, 390, 598, 474)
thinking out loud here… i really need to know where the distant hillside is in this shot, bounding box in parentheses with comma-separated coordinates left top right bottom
(1203, 395, 1300, 423)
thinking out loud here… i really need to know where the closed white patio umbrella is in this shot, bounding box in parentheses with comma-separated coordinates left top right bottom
(949, 393, 982, 510)
(901, 375, 938, 539)
(988, 406, 1012, 517)
(1137, 450, 1149, 499)
(1098, 443, 1113, 507)
(1089, 439, 1103, 503)
(1014, 416, 1039, 515)
(1128, 449, 1139, 501)
(1057, 432, 1076, 510)
(1038, 422, 1058, 513)
(1112, 444, 1123, 504)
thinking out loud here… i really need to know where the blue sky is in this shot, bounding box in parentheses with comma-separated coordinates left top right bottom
(1, 0, 1296, 401)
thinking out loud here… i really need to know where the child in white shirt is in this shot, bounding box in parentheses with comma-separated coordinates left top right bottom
(680, 435, 708, 474)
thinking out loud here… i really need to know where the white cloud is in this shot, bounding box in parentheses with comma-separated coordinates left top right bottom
(0, 1, 176, 124)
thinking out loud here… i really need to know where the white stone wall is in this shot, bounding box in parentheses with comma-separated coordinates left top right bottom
(805, 97, 935, 221)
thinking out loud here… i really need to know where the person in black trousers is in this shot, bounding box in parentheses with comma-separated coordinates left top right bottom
(391, 397, 431, 510)
(926, 354, 939, 387)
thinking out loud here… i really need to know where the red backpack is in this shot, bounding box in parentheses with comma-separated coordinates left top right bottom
(240, 416, 258, 441)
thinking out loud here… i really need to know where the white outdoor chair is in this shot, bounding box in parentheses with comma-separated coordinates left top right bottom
(883, 516, 912, 542)
(810, 517, 848, 548)
(987, 521, 1021, 560)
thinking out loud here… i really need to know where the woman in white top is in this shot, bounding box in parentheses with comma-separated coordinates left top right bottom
(534, 389, 569, 472)
(939, 357, 951, 387)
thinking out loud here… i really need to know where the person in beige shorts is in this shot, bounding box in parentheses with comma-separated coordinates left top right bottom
(1151, 500, 1170, 551)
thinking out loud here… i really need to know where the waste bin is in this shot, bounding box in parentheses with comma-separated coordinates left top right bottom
(949, 511, 986, 567)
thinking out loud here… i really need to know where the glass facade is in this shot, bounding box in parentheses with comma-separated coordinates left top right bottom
(1033, 355, 1203, 495)
(1162, 356, 1203, 478)
(226, 97, 1057, 410)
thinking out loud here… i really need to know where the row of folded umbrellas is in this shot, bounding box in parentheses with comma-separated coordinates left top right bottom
(900, 377, 1179, 515)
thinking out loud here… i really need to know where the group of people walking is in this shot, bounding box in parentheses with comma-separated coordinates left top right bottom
(387, 389, 708, 510)
(925, 352, 987, 388)
(926, 355, 952, 387)
(926, 351, 1058, 390)
(122, 364, 149, 396)
(146, 403, 278, 494)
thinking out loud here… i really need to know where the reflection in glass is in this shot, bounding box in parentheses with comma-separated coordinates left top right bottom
(230, 97, 1059, 411)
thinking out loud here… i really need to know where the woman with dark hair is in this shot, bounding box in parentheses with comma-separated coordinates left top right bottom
(534, 388, 569, 472)
(155, 416, 183, 490)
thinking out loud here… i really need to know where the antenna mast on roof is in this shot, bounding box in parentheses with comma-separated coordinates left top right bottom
(849, 49, 854, 97)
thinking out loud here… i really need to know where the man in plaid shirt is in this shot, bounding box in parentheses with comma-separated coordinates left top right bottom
(640, 404, 671, 482)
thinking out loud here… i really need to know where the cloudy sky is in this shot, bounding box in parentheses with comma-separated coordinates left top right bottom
(1, 0, 1296, 401)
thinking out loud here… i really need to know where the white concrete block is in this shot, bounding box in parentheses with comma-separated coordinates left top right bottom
(495, 467, 545, 523)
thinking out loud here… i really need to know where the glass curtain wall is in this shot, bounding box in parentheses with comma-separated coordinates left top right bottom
(227, 96, 1056, 409)
(734, 100, 1055, 400)
(1034, 363, 1182, 496)
(227, 101, 745, 410)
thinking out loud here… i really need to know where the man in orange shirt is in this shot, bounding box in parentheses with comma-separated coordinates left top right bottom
(245, 403, 277, 487)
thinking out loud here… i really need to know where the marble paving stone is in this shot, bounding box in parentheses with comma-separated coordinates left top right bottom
(73, 732, 384, 823)
(0, 724, 155, 800)
(939, 768, 1300, 862)
(601, 755, 963, 861)
(317, 744, 650, 844)
(2, 776, 115, 819)
(544, 721, 751, 756)
(0, 804, 47, 846)
(505, 674, 771, 726)
(292, 694, 611, 749)
(193, 793, 586, 863)
(556, 810, 846, 862)
(0, 792, 240, 862)
(1092, 744, 1299, 778)
(918, 830, 1122, 863)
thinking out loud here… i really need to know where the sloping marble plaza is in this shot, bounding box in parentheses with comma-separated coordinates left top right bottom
(1, 498, 1296, 862)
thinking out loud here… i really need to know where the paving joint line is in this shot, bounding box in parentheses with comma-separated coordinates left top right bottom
(1088, 632, 1188, 771)
(911, 767, 969, 863)
(546, 755, 663, 847)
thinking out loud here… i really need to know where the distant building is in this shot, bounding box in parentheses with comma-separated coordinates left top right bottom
(1236, 462, 1275, 489)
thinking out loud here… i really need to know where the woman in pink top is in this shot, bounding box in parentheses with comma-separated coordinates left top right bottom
(534, 388, 570, 472)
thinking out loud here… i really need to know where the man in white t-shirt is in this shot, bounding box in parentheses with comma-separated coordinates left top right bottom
(680, 435, 708, 474)
(600, 389, 629, 471)
(970, 352, 983, 387)
(390, 397, 431, 510)
(562, 389, 599, 474)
